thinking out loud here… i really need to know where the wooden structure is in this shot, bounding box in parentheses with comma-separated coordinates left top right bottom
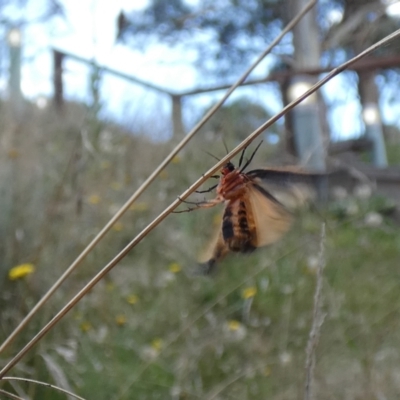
(51, 49, 400, 205)
(52, 49, 400, 140)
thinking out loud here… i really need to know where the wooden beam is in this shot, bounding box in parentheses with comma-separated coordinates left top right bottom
(180, 55, 400, 96)
(328, 138, 372, 154)
(52, 48, 174, 95)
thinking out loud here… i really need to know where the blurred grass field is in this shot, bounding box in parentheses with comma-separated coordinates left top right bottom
(1, 101, 400, 400)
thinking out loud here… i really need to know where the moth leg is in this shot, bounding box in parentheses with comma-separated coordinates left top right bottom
(195, 183, 218, 194)
(201, 174, 220, 179)
(174, 196, 223, 213)
(177, 197, 206, 205)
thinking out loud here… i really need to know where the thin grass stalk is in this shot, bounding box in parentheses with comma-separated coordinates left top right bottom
(0, 0, 317, 355)
(304, 224, 326, 400)
(0, 389, 25, 400)
(204, 363, 271, 400)
(1, 27, 399, 380)
(31, 134, 82, 264)
(1, 377, 86, 400)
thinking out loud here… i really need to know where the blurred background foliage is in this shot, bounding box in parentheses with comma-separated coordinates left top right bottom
(0, 0, 400, 399)
(119, 0, 400, 73)
(0, 98, 399, 399)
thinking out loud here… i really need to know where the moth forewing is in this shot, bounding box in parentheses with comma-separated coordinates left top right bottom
(197, 225, 229, 271)
(248, 184, 293, 247)
(247, 169, 318, 211)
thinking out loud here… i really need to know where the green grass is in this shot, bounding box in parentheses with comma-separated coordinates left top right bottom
(387, 142, 400, 165)
(48, 210, 399, 400)
(1, 101, 400, 399)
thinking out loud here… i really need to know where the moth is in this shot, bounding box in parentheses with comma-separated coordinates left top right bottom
(178, 142, 322, 274)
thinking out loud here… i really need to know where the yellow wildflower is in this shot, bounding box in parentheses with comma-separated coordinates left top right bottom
(8, 263, 35, 280)
(88, 194, 101, 205)
(171, 155, 181, 164)
(168, 263, 181, 273)
(242, 286, 257, 299)
(74, 312, 83, 321)
(80, 322, 92, 332)
(106, 282, 115, 292)
(264, 366, 272, 377)
(159, 170, 168, 180)
(115, 314, 127, 326)
(7, 148, 19, 159)
(126, 294, 139, 305)
(151, 338, 163, 351)
(112, 222, 124, 231)
(129, 202, 149, 212)
(228, 320, 241, 331)
(110, 181, 122, 190)
(302, 266, 317, 276)
(101, 161, 111, 169)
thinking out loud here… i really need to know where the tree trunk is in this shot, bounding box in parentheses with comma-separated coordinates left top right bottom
(288, 0, 320, 69)
(358, 70, 379, 105)
(285, 0, 327, 170)
(354, 29, 388, 167)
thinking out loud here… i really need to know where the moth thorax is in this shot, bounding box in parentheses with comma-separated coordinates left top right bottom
(223, 186, 247, 201)
(220, 173, 247, 200)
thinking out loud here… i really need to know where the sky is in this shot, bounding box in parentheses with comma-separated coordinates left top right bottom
(1, 0, 204, 139)
(1, 0, 400, 141)
(0, 0, 285, 140)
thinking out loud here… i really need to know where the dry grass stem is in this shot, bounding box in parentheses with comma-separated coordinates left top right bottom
(204, 371, 258, 400)
(204, 363, 272, 400)
(1, 27, 399, 380)
(0, 0, 317, 356)
(304, 224, 326, 400)
(1, 377, 86, 400)
(0, 389, 25, 400)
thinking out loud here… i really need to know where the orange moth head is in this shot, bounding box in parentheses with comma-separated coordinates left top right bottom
(221, 162, 235, 176)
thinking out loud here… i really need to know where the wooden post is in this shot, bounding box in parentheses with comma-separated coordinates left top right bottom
(8, 28, 23, 117)
(171, 95, 184, 139)
(358, 70, 388, 168)
(280, 77, 297, 156)
(286, 0, 326, 171)
(53, 50, 64, 110)
(362, 102, 388, 168)
(288, 76, 326, 172)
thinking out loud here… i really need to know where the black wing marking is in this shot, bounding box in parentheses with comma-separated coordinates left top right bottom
(247, 168, 324, 210)
(247, 168, 321, 186)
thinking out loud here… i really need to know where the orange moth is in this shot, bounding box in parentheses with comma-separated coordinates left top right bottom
(178, 142, 320, 273)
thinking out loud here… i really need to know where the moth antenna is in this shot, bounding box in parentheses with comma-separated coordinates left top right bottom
(238, 146, 248, 168)
(203, 150, 220, 162)
(222, 139, 229, 155)
(240, 140, 263, 172)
